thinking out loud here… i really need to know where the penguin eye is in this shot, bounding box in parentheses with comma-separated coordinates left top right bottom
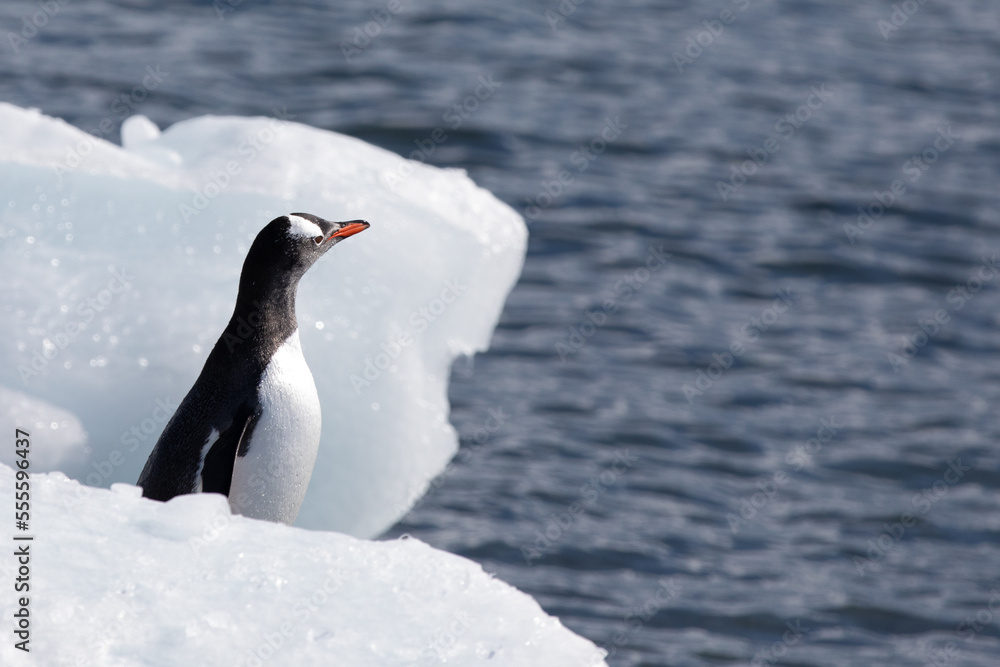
(313, 235, 323, 245)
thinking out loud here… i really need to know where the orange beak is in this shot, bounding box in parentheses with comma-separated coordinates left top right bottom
(327, 220, 370, 240)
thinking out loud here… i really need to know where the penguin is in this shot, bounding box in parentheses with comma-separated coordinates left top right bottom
(137, 213, 370, 524)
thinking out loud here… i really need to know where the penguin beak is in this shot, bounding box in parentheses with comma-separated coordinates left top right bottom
(327, 220, 370, 241)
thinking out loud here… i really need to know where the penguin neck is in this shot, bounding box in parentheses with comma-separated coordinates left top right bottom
(228, 275, 302, 356)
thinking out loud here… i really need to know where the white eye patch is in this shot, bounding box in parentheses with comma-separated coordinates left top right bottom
(286, 214, 323, 239)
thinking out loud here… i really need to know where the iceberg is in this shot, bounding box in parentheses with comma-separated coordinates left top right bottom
(0, 464, 605, 665)
(0, 102, 527, 538)
(0, 104, 604, 664)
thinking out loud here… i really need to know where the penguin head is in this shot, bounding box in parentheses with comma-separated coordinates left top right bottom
(240, 213, 370, 295)
(273, 212, 369, 268)
(283, 213, 370, 257)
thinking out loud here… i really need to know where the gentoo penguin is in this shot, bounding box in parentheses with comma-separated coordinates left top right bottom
(137, 213, 369, 524)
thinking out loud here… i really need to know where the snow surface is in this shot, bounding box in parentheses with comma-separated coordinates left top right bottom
(0, 102, 527, 537)
(0, 463, 606, 665)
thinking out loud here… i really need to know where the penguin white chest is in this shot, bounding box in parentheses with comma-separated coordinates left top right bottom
(229, 330, 321, 524)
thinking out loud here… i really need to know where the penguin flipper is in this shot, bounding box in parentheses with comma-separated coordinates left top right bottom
(200, 402, 261, 496)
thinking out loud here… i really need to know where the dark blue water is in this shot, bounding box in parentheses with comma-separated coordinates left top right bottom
(4, 0, 1000, 664)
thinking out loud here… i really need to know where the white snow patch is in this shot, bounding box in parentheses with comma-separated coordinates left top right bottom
(0, 463, 606, 665)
